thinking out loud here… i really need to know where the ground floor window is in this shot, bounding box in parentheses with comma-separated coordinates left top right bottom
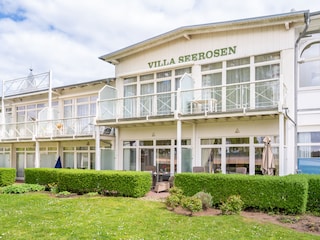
(123, 139, 192, 174)
(40, 147, 58, 168)
(62, 146, 95, 169)
(16, 147, 35, 178)
(0, 147, 10, 168)
(201, 136, 279, 175)
(298, 131, 320, 174)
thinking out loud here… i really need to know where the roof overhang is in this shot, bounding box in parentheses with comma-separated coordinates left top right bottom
(99, 10, 308, 65)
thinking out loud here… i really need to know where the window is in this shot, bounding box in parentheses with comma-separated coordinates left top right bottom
(124, 77, 137, 118)
(299, 42, 320, 87)
(298, 132, 320, 158)
(156, 71, 172, 115)
(0, 147, 10, 168)
(226, 58, 250, 110)
(255, 53, 280, 108)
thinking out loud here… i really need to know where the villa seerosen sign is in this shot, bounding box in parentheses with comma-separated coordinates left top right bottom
(148, 46, 237, 69)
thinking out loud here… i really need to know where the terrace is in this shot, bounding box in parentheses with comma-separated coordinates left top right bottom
(97, 77, 284, 124)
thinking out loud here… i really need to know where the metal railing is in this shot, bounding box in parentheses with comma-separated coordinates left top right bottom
(97, 79, 281, 121)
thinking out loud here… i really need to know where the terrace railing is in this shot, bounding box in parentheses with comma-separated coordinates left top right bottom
(97, 79, 281, 121)
(0, 116, 96, 140)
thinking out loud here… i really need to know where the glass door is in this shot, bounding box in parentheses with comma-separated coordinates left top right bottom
(16, 153, 24, 178)
(156, 148, 171, 181)
(140, 148, 154, 171)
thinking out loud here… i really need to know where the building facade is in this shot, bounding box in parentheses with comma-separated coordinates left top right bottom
(97, 10, 320, 176)
(1, 10, 320, 179)
(0, 73, 115, 180)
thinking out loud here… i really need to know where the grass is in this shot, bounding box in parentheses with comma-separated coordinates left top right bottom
(0, 193, 319, 240)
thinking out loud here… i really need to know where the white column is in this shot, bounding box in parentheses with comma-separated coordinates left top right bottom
(279, 113, 285, 176)
(221, 138, 226, 174)
(176, 119, 182, 174)
(35, 141, 40, 168)
(95, 126, 101, 170)
(1, 80, 5, 140)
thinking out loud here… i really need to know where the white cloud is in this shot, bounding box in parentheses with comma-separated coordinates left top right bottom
(0, 0, 318, 87)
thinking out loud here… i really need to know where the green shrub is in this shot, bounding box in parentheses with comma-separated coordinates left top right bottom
(1, 184, 45, 194)
(169, 186, 184, 196)
(24, 168, 60, 185)
(165, 186, 184, 210)
(0, 168, 16, 187)
(58, 170, 151, 198)
(47, 183, 59, 194)
(194, 191, 213, 210)
(174, 173, 308, 214)
(165, 194, 181, 209)
(181, 196, 202, 216)
(220, 195, 244, 215)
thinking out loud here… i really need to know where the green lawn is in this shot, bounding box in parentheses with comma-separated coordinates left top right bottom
(0, 193, 319, 240)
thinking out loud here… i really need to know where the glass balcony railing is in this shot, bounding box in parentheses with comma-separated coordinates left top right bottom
(97, 79, 281, 121)
(0, 116, 96, 140)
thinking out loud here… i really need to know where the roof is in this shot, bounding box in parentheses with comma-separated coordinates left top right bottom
(52, 77, 115, 91)
(99, 10, 309, 64)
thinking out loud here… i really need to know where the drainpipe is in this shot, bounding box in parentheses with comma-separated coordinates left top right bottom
(294, 11, 310, 173)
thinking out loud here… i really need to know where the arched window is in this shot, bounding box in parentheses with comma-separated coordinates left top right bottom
(299, 41, 320, 88)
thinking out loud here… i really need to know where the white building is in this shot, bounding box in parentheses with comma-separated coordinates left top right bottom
(1, 10, 320, 179)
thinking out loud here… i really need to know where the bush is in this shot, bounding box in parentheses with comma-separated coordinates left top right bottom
(181, 196, 202, 216)
(220, 195, 244, 215)
(169, 186, 184, 198)
(165, 186, 184, 210)
(194, 191, 213, 210)
(0, 168, 16, 187)
(1, 184, 45, 194)
(165, 194, 181, 209)
(174, 173, 308, 214)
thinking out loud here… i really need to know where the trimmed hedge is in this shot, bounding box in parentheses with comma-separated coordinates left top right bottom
(25, 168, 60, 185)
(0, 168, 16, 187)
(24, 168, 152, 198)
(306, 175, 320, 212)
(57, 170, 151, 198)
(174, 173, 308, 214)
(285, 174, 320, 213)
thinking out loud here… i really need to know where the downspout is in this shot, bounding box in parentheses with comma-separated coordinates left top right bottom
(293, 11, 310, 173)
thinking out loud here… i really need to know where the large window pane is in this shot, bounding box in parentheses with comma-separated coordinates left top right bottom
(64, 152, 74, 168)
(299, 60, 320, 87)
(157, 80, 171, 115)
(227, 68, 250, 84)
(124, 85, 137, 117)
(226, 146, 249, 174)
(256, 64, 280, 80)
(140, 83, 154, 116)
(123, 149, 136, 171)
(201, 148, 221, 173)
(40, 153, 57, 168)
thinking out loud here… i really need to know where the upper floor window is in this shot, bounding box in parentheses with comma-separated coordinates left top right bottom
(255, 52, 280, 81)
(299, 41, 320, 88)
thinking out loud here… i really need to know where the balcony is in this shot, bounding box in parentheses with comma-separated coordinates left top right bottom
(0, 116, 99, 141)
(97, 79, 283, 123)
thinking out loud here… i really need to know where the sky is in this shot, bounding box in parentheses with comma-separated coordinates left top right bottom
(0, 0, 319, 87)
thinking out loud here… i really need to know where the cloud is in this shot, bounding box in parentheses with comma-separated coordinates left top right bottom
(0, 0, 318, 87)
